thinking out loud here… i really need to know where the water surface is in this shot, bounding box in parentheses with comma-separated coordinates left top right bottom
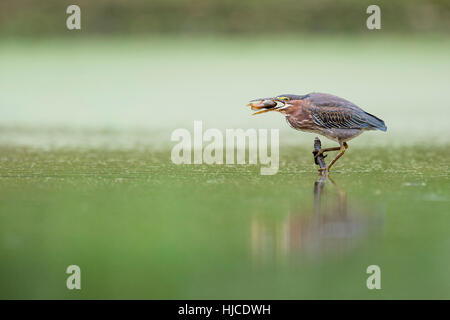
(0, 146, 448, 299)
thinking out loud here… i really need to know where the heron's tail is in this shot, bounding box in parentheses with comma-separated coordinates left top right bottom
(365, 112, 387, 132)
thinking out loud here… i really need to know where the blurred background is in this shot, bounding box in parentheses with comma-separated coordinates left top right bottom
(0, 1, 449, 299)
(0, 0, 449, 147)
(2, 0, 449, 36)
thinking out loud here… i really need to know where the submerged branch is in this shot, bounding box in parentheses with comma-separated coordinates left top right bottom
(313, 137, 327, 175)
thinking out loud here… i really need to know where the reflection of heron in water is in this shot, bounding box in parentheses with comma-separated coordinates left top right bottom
(251, 176, 384, 263)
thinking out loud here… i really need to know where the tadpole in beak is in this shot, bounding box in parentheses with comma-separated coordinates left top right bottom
(248, 99, 277, 111)
(247, 98, 285, 115)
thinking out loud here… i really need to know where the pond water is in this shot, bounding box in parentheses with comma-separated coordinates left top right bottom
(0, 37, 449, 298)
(0, 145, 448, 299)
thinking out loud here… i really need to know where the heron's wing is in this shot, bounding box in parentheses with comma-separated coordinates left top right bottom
(309, 105, 369, 129)
(307, 93, 387, 131)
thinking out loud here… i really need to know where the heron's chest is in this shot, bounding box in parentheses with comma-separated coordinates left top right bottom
(285, 113, 316, 131)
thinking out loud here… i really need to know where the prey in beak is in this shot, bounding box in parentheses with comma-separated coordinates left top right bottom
(248, 98, 289, 115)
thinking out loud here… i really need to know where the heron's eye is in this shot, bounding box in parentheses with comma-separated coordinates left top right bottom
(278, 96, 290, 101)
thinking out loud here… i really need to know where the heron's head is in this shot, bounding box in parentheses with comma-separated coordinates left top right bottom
(247, 94, 303, 115)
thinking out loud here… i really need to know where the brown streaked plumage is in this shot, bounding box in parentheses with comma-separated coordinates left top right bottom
(248, 92, 387, 173)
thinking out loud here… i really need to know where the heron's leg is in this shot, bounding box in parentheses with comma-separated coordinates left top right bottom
(313, 146, 341, 166)
(326, 142, 349, 171)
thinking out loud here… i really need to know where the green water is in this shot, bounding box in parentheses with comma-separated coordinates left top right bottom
(1, 36, 449, 145)
(0, 145, 448, 299)
(0, 37, 449, 299)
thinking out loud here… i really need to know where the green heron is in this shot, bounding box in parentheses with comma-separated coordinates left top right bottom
(248, 93, 387, 173)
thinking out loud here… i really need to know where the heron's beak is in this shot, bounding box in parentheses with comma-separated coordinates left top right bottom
(247, 98, 285, 115)
(251, 108, 280, 115)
